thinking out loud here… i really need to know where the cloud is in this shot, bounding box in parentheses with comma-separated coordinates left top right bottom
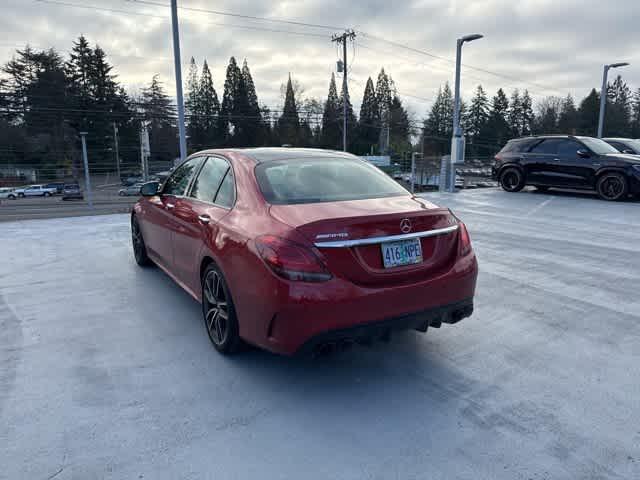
(2, 0, 640, 117)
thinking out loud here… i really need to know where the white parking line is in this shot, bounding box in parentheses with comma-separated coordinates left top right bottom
(525, 197, 554, 217)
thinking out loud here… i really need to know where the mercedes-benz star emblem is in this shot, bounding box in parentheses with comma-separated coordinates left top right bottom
(400, 218, 412, 234)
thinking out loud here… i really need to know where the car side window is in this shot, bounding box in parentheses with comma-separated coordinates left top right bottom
(556, 140, 582, 157)
(530, 139, 562, 155)
(190, 156, 230, 203)
(607, 141, 624, 152)
(163, 157, 202, 196)
(214, 169, 236, 208)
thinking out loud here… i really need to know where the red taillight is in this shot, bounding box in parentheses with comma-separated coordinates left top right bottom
(458, 222, 472, 256)
(255, 235, 332, 282)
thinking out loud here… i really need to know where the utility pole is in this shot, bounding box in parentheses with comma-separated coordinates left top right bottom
(113, 122, 120, 181)
(332, 30, 356, 152)
(170, 0, 188, 161)
(79, 132, 93, 210)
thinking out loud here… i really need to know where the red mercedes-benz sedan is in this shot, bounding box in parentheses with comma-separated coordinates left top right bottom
(131, 148, 478, 356)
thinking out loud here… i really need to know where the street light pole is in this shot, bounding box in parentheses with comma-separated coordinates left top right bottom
(79, 132, 93, 210)
(449, 33, 483, 192)
(597, 62, 630, 138)
(170, 0, 188, 161)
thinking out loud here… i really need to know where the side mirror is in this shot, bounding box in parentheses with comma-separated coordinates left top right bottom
(140, 181, 160, 197)
(577, 149, 590, 158)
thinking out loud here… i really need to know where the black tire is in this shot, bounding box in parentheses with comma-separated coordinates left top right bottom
(201, 263, 243, 355)
(119, 191, 125, 196)
(44, 192, 51, 197)
(8, 194, 16, 200)
(500, 167, 525, 192)
(131, 215, 153, 266)
(596, 172, 628, 201)
(18, 193, 24, 198)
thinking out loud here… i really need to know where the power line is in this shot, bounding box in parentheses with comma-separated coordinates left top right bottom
(358, 32, 569, 96)
(33, 0, 331, 39)
(126, 0, 344, 30)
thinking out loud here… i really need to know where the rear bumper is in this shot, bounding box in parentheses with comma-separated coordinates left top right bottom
(296, 298, 474, 356)
(254, 253, 478, 355)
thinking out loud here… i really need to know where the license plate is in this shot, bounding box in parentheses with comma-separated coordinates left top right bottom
(381, 238, 423, 268)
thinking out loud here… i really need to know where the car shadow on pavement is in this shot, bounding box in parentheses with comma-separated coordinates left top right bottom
(522, 186, 640, 203)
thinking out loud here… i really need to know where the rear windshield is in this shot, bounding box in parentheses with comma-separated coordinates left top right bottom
(255, 157, 408, 205)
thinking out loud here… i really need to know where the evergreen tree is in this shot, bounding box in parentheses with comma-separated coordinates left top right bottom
(241, 59, 262, 146)
(321, 73, 341, 149)
(521, 90, 534, 136)
(141, 75, 177, 163)
(338, 79, 357, 151)
(630, 88, 640, 138)
(389, 95, 411, 154)
(605, 75, 631, 136)
(65, 35, 94, 132)
(464, 85, 489, 155)
(220, 57, 243, 145)
(557, 94, 578, 134)
(577, 88, 600, 136)
(199, 60, 221, 148)
(276, 75, 299, 146)
(375, 68, 394, 153)
(507, 89, 523, 136)
(356, 76, 379, 154)
(423, 83, 454, 156)
(480, 88, 510, 150)
(185, 57, 202, 151)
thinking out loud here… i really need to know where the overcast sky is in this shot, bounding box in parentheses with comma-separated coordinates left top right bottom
(2, 0, 640, 120)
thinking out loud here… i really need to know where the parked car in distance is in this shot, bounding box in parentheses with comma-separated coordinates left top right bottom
(62, 183, 83, 200)
(44, 182, 65, 194)
(13, 184, 58, 198)
(603, 138, 640, 155)
(0, 187, 16, 200)
(118, 183, 143, 196)
(121, 175, 144, 186)
(131, 148, 478, 356)
(493, 135, 640, 201)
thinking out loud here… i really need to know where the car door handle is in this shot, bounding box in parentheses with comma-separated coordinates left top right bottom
(198, 214, 211, 225)
(165, 203, 175, 210)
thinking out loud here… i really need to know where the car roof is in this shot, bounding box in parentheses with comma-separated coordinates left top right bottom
(192, 147, 356, 164)
(602, 137, 634, 142)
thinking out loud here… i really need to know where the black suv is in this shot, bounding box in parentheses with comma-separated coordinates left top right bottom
(492, 135, 640, 201)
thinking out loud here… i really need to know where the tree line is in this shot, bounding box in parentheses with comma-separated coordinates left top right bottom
(425, 79, 640, 158)
(1, 36, 640, 180)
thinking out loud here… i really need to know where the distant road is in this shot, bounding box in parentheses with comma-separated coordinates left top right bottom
(0, 186, 137, 221)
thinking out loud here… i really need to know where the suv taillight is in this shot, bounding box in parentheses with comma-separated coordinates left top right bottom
(255, 235, 332, 282)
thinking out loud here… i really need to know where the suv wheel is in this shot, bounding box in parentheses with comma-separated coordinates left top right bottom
(500, 168, 525, 192)
(596, 172, 628, 201)
(8, 194, 16, 200)
(18, 193, 24, 198)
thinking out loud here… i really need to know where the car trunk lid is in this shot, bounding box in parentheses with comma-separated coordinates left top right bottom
(269, 195, 460, 287)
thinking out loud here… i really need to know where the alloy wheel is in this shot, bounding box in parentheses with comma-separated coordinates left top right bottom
(203, 270, 230, 346)
(600, 176, 623, 200)
(501, 170, 521, 191)
(131, 219, 144, 262)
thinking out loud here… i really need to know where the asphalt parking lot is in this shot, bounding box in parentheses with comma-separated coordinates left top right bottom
(1, 188, 639, 479)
